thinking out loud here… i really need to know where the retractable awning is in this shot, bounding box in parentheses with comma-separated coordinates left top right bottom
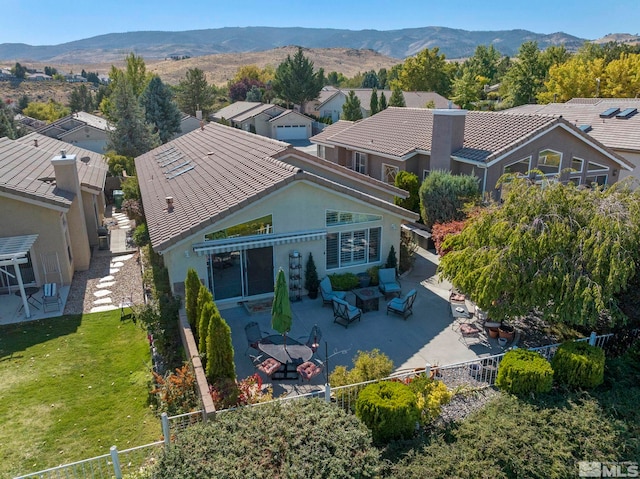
(193, 230, 327, 255)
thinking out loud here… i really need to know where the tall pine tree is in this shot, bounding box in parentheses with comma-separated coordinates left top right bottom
(369, 89, 379, 115)
(206, 304, 236, 382)
(379, 91, 388, 110)
(342, 90, 363, 121)
(273, 47, 324, 111)
(389, 88, 406, 107)
(140, 76, 182, 144)
(175, 68, 216, 118)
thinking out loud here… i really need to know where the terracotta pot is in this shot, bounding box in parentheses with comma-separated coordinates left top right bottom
(488, 327, 499, 339)
(499, 325, 515, 341)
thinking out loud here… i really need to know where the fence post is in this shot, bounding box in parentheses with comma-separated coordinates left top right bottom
(110, 446, 122, 479)
(589, 331, 597, 346)
(161, 412, 171, 448)
(324, 383, 331, 403)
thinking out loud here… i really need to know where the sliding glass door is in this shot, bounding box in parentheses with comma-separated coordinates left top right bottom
(207, 247, 274, 300)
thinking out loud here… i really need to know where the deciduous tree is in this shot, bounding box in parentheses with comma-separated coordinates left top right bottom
(438, 177, 640, 327)
(500, 41, 546, 106)
(394, 47, 452, 96)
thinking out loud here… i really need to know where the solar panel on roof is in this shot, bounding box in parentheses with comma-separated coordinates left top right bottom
(579, 124, 592, 133)
(167, 165, 195, 179)
(599, 107, 620, 118)
(615, 108, 637, 119)
(166, 161, 191, 173)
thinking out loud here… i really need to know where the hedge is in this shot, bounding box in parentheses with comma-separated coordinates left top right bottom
(551, 341, 605, 389)
(496, 349, 553, 395)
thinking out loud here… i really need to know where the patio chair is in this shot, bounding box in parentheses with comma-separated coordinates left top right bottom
(296, 359, 324, 382)
(386, 289, 417, 319)
(332, 297, 362, 328)
(320, 277, 347, 306)
(250, 354, 282, 378)
(244, 321, 266, 354)
(458, 322, 486, 347)
(42, 282, 61, 312)
(299, 324, 322, 352)
(378, 268, 401, 299)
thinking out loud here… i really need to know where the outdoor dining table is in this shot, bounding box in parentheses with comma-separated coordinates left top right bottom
(258, 335, 313, 380)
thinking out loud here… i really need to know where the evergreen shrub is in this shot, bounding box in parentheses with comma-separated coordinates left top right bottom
(328, 272, 359, 291)
(356, 381, 419, 443)
(496, 349, 553, 395)
(551, 341, 605, 389)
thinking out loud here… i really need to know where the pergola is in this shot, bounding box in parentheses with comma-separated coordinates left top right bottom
(0, 235, 39, 319)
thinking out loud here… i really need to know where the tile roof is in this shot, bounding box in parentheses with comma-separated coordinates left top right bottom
(506, 99, 640, 152)
(37, 111, 111, 135)
(211, 102, 265, 121)
(0, 137, 74, 208)
(318, 89, 453, 110)
(136, 122, 417, 252)
(233, 104, 284, 122)
(310, 120, 354, 143)
(312, 107, 561, 161)
(15, 133, 108, 191)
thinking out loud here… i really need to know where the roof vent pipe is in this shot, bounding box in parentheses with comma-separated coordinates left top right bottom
(33, 139, 38, 147)
(166, 196, 174, 211)
(60, 149, 66, 158)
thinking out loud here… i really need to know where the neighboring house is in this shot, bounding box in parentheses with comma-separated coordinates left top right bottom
(135, 122, 417, 302)
(176, 114, 202, 138)
(311, 107, 633, 196)
(212, 102, 313, 141)
(505, 98, 640, 184)
(14, 114, 47, 132)
(26, 73, 52, 81)
(0, 134, 108, 291)
(37, 111, 111, 154)
(307, 87, 453, 122)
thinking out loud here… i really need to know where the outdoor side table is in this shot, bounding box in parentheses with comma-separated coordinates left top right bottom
(353, 287, 383, 313)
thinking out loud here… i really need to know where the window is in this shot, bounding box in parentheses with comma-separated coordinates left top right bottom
(205, 215, 273, 240)
(536, 150, 562, 176)
(353, 152, 367, 174)
(503, 157, 531, 176)
(586, 175, 608, 186)
(382, 164, 399, 184)
(587, 160, 608, 172)
(326, 227, 382, 269)
(423, 169, 430, 181)
(571, 157, 584, 173)
(318, 145, 326, 159)
(326, 210, 382, 226)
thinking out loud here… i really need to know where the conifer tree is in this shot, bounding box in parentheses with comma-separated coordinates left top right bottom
(342, 90, 363, 121)
(198, 301, 214, 358)
(140, 76, 182, 143)
(184, 268, 201, 336)
(379, 91, 388, 110)
(389, 88, 406, 107)
(369, 89, 379, 115)
(206, 304, 236, 382)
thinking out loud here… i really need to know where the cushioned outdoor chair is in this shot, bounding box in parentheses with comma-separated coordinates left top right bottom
(320, 277, 347, 306)
(386, 289, 417, 320)
(332, 297, 362, 328)
(296, 359, 324, 382)
(378, 268, 401, 299)
(250, 354, 282, 378)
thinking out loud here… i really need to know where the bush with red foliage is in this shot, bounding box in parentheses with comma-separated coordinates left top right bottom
(431, 220, 466, 256)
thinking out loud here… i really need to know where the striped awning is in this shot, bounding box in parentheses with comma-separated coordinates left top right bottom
(192, 230, 327, 255)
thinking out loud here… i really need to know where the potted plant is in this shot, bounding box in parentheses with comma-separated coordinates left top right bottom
(304, 252, 320, 299)
(498, 323, 515, 342)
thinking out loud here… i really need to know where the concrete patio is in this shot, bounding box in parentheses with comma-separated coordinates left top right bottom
(222, 248, 509, 397)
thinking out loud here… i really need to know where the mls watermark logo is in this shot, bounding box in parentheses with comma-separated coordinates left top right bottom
(579, 462, 639, 477)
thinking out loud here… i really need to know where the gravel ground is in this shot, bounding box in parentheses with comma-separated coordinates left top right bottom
(63, 250, 144, 315)
(434, 387, 500, 427)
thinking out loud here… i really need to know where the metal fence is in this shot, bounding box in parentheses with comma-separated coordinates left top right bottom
(13, 332, 616, 478)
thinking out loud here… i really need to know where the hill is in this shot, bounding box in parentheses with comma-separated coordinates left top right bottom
(0, 26, 586, 62)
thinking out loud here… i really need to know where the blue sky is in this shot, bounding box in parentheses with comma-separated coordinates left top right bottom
(2, 0, 638, 45)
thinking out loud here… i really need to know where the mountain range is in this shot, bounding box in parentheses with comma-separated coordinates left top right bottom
(0, 26, 587, 62)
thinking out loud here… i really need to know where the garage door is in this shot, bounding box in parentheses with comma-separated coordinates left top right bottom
(275, 125, 308, 140)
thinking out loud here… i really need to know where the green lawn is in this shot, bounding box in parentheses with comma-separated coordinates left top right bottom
(0, 310, 161, 478)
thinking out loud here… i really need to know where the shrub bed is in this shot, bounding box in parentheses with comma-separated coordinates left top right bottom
(329, 272, 360, 291)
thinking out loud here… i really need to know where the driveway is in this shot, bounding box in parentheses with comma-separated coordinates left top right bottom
(222, 248, 502, 397)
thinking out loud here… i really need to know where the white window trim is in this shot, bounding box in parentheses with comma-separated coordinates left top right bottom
(537, 149, 563, 176)
(585, 174, 608, 186)
(587, 160, 609, 173)
(326, 226, 382, 270)
(503, 156, 532, 176)
(353, 151, 367, 174)
(382, 163, 399, 185)
(571, 157, 584, 173)
(318, 145, 326, 159)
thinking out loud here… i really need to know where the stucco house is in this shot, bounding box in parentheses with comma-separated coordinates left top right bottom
(0, 134, 108, 298)
(37, 112, 111, 154)
(505, 98, 640, 185)
(307, 87, 453, 122)
(310, 107, 633, 196)
(135, 122, 417, 303)
(212, 102, 313, 141)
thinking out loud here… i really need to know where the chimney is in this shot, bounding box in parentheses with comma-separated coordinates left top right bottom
(51, 150, 91, 271)
(166, 196, 174, 212)
(430, 109, 467, 171)
(196, 110, 203, 121)
(33, 138, 38, 147)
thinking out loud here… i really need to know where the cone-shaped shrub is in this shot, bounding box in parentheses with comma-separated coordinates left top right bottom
(198, 302, 214, 358)
(551, 341, 605, 389)
(205, 306, 236, 382)
(184, 268, 200, 333)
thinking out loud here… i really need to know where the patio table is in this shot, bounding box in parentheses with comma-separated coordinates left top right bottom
(353, 287, 383, 313)
(258, 335, 313, 380)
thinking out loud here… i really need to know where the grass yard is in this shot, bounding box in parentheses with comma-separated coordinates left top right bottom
(0, 310, 161, 478)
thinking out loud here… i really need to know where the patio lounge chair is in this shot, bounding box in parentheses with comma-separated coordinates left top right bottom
(386, 289, 417, 319)
(296, 359, 323, 382)
(42, 283, 61, 312)
(320, 277, 347, 306)
(332, 297, 362, 328)
(378, 268, 401, 299)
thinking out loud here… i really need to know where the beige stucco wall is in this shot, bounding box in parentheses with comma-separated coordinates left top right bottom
(270, 114, 312, 139)
(616, 150, 640, 185)
(320, 94, 346, 122)
(0, 195, 73, 285)
(162, 180, 407, 300)
(61, 128, 108, 154)
(82, 190, 101, 246)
